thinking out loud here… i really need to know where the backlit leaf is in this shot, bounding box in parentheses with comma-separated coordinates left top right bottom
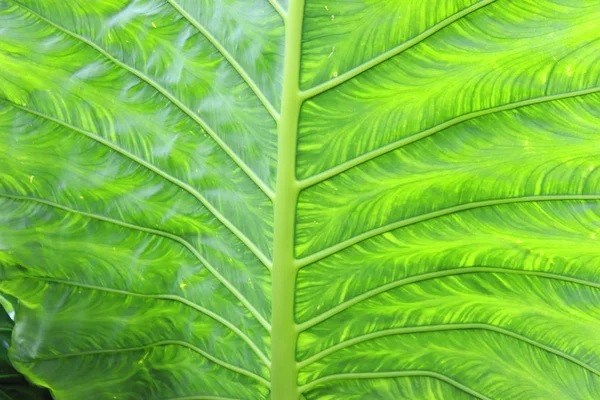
(1, 0, 600, 399)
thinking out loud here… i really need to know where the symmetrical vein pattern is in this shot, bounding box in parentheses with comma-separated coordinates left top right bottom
(1, 0, 600, 399)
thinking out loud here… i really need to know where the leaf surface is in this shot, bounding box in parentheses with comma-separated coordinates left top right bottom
(0, 297, 52, 400)
(1, 0, 600, 399)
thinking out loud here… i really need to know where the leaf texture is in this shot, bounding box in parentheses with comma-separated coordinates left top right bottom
(1, 0, 600, 399)
(0, 297, 52, 399)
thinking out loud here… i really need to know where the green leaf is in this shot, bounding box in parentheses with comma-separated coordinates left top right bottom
(1, 0, 600, 399)
(0, 296, 53, 400)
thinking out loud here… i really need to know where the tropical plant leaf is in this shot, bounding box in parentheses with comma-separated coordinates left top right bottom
(0, 296, 52, 399)
(1, 0, 600, 399)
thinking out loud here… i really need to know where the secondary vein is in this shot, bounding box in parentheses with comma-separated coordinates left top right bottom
(165, 0, 280, 121)
(18, 274, 271, 368)
(18, 340, 270, 387)
(266, 0, 287, 19)
(0, 193, 271, 336)
(1, 99, 272, 272)
(297, 267, 600, 331)
(10, 0, 275, 200)
(297, 86, 600, 190)
(296, 324, 600, 378)
(299, 0, 497, 100)
(297, 370, 490, 399)
(295, 195, 600, 268)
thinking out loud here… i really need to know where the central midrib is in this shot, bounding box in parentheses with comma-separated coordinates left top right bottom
(270, 0, 305, 399)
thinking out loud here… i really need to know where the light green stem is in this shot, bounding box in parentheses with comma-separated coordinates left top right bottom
(270, 0, 304, 399)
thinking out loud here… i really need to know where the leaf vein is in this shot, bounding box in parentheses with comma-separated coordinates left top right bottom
(17, 274, 271, 368)
(298, 86, 600, 189)
(165, 0, 280, 120)
(299, 0, 497, 100)
(297, 370, 490, 399)
(0, 194, 271, 339)
(296, 324, 600, 378)
(9, 0, 275, 200)
(14, 340, 269, 387)
(266, 0, 286, 19)
(0, 99, 272, 272)
(297, 267, 600, 330)
(295, 195, 600, 268)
